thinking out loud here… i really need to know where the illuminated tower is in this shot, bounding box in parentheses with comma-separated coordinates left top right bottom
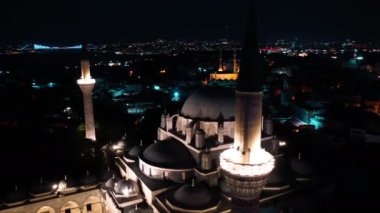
(233, 48, 239, 73)
(218, 48, 224, 72)
(219, 1, 274, 212)
(77, 54, 96, 141)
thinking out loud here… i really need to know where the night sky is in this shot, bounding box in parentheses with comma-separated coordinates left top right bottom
(0, 0, 379, 44)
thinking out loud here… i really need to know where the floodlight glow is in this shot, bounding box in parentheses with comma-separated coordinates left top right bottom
(52, 184, 58, 190)
(220, 148, 274, 177)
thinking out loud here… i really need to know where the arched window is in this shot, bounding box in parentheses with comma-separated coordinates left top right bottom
(83, 196, 103, 213)
(60, 201, 80, 213)
(36, 206, 55, 213)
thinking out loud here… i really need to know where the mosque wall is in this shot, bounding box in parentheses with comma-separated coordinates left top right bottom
(0, 189, 105, 213)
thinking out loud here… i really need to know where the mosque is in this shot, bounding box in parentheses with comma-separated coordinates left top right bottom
(0, 1, 321, 213)
(209, 49, 239, 81)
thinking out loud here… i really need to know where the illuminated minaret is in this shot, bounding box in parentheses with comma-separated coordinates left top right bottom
(77, 47, 96, 141)
(218, 48, 224, 72)
(233, 48, 239, 73)
(219, 1, 274, 212)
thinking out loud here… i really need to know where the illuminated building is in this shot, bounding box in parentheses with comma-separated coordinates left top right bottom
(0, 1, 330, 213)
(218, 48, 224, 72)
(210, 49, 239, 81)
(77, 55, 97, 141)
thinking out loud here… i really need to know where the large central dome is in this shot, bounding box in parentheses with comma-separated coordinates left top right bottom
(180, 86, 235, 121)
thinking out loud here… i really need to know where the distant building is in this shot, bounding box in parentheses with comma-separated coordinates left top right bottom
(209, 49, 239, 81)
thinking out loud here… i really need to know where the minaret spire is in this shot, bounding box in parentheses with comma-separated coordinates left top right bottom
(219, 1, 274, 212)
(233, 48, 238, 73)
(234, 0, 264, 159)
(236, 0, 262, 92)
(77, 43, 97, 141)
(218, 48, 224, 72)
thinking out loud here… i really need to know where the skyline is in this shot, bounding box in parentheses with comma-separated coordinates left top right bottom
(0, 0, 379, 44)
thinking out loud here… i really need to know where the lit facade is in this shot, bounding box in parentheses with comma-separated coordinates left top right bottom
(77, 60, 97, 141)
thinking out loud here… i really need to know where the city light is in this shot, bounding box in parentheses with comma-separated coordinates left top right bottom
(172, 91, 180, 101)
(153, 85, 160, 91)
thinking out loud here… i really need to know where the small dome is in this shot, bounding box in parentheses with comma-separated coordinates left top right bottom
(141, 140, 196, 169)
(291, 159, 315, 176)
(80, 172, 98, 186)
(113, 179, 139, 196)
(167, 183, 220, 210)
(3, 187, 28, 205)
(57, 176, 75, 192)
(267, 169, 291, 186)
(127, 206, 143, 213)
(219, 178, 230, 194)
(267, 159, 292, 186)
(181, 86, 235, 121)
(29, 180, 54, 196)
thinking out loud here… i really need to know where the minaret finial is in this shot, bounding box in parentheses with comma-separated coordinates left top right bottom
(140, 139, 143, 147)
(191, 179, 195, 187)
(298, 152, 301, 160)
(64, 175, 67, 181)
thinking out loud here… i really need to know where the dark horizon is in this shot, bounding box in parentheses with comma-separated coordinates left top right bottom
(0, 0, 380, 44)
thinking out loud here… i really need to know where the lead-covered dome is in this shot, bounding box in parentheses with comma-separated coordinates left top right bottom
(181, 86, 235, 121)
(113, 179, 139, 197)
(167, 183, 220, 211)
(141, 140, 196, 169)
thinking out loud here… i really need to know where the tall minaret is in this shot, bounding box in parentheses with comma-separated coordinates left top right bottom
(218, 48, 224, 72)
(219, 1, 274, 212)
(233, 48, 238, 73)
(77, 45, 96, 141)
